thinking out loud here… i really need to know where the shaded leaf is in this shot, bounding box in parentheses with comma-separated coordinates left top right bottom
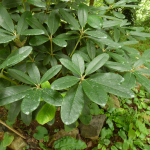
(0, 35, 16, 44)
(0, 85, 31, 106)
(27, 0, 46, 7)
(29, 36, 49, 46)
(21, 29, 45, 35)
(21, 111, 32, 125)
(52, 38, 67, 47)
(42, 88, 62, 106)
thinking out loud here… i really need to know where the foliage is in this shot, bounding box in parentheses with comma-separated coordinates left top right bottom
(0, 0, 150, 135)
(53, 136, 87, 150)
(92, 86, 150, 149)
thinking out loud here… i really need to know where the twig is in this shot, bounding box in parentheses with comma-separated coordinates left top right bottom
(0, 119, 26, 139)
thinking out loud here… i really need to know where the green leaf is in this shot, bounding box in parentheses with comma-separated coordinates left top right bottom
(107, 52, 126, 64)
(17, 11, 32, 35)
(8, 69, 35, 85)
(72, 53, 85, 75)
(54, 136, 87, 150)
(0, 85, 31, 106)
(26, 16, 48, 35)
(114, 27, 120, 42)
(0, 46, 32, 69)
(36, 103, 55, 125)
(103, 20, 121, 28)
(60, 58, 81, 75)
(41, 81, 51, 89)
(82, 80, 108, 107)
(87, 40, 96, 60)
(27, 0, 46, 7)
(21, 89, 42, 115)
(133, 58, 145, 68)
(136, 69, 150, 76)
(134, 72, 150, 93)
(61, 84, 84, 125)
(78, 3, 88, 27)
(0, 4, 14, 33)
(0, 35, 16, 44)
(21, 111, 32, 125)
(42, 88, 62, 106)
(27, 62, 41, 85)
(2, 0, 22, 8)
(33, 126, 48, 140)
(3, 132, 14, 147)
(101, 127, 113, 139)
(40, 65, 62, 84)
(113, 11, 125, 19)
(122, 46, 140, 57)
(59, 8, 80, 30)
(85, 31, 107, 38)
(87, 15, 103, 29)
(51, 76, 80, 90)
(111, 146, 118, 150)
(104, 61, 132, 72)
(0, 142, 6, 150)
(130, 31, 150, 37)
(122, 139, 129, 150)
(89, 74, 135, 98)
(128, 123, 136, 139)
(118, 129, 127, 140)
(52, 38, 67, 47)
(48, 10, 60, 35)
(89, 37, 122, 49)
(121, 73, 136, 89)
(142, 49, 150, 60)
(85, 53, 109, 75)
(21, 29, 45, 35)
(7, 100, 22, 122)
(29, 36, 49, 46)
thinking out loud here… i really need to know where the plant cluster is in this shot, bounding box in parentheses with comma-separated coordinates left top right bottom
(0, 0, 150, 142)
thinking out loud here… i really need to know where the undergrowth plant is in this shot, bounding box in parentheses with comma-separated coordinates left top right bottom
(0, 0, 150, 130)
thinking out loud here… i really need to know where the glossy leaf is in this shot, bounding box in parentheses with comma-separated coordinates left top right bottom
(7, 100, 22, 122)
(59, 8, 80, 30)
(142, 49, 150, 59)
(85, 30, 107, 38)
(87, 40, 96, 60)
(135, 72, 150, 93)
(8, 69, 35, 85)
(27, 0, 46, 7)
(51, 76, 80, 90)
(82, 80, 108, 106)
(21, 29, 45, 35)
(27, 62, 41, 85)
(21, 89, 42, 115)
(0, 4, 14, 33)
(0, 46, 32, 69)
(85, 53, 109, 76)
(104, 61, 132, 72)
(26, 16, 48, 35)
(17, 11, 32, 35)
(36, 103, 56, 125)
(87, 15, 103, 29)
(122, 46, 140, 57)
(89, 77, 135, 98)
(54, 136, 87, 150)
(40, 65, 62, 84)
(29, 36, 49, 46)
(60, 58, 81, 75)
(48, 10, 60, 35)
(108, 52, 126, 63)
(0, 85, 31, 106)
(52, 38, 67, 47)
(78, 3, 88, 27)
(133, 58, 145, 68)
(0, 35, 16, 44)
(72, 53, 85, 75)
(61, 84, 84, 125)
(21, 111, 32, 125)
(121, 73, 136, 89)
(42, 88, 62, 106)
